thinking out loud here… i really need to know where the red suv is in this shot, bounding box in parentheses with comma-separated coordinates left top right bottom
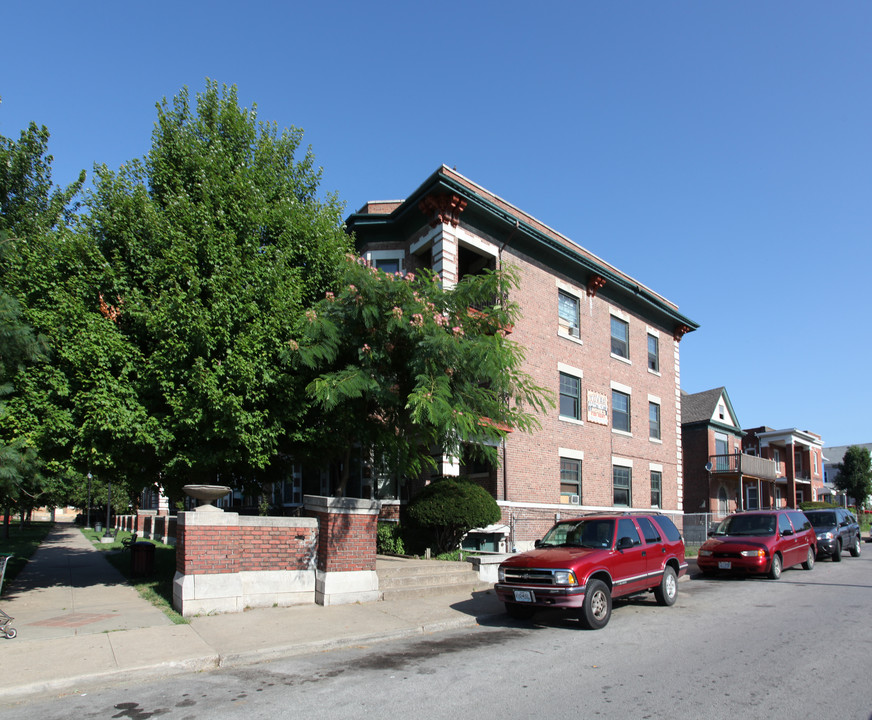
(697, 509, 816, 579)
(495, 514, 687, 629)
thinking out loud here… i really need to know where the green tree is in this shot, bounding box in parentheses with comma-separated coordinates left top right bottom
(835, 445, 872, 510)
(296, 257, 552, 495)
(0, 121, 86, 524)
(84, 80, 352, 502)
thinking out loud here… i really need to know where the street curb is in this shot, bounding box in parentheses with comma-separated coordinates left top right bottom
(0, 656, 220, 705)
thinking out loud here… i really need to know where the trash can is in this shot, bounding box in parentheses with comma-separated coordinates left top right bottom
(95, 522, 103, 533)
(130, 541, 155, 578)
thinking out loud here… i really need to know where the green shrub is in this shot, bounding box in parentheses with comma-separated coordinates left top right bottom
(799, 501, 836, 510)
(376, 522, 406, 556)
(406, 477, 501, 555)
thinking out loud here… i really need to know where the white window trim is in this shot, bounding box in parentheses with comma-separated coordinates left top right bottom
(559, 362, 584, 378)
(612, 456, 634, 468)
(649, 462, 663, 472)
(365, 250, 405, 273)
(611, 380, 632, 394)
(559, 448, 585, 461)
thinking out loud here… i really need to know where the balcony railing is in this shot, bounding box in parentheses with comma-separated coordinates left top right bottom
(709, 453, 777, 481)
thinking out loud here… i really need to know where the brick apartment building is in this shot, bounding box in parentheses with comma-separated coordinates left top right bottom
(346, 166, 699, 549)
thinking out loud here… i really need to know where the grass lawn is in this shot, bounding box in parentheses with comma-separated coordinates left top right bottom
(0, 521, 54, 592)
(80, 527, 187, 624)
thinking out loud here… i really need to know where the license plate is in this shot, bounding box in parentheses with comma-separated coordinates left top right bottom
(513, 590, 534, 603)
(718, 561, 732, 569)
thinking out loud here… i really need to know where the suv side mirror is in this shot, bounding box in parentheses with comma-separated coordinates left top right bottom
(617, 536, 634, 550)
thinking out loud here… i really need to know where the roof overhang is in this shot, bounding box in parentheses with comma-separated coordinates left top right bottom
(346, 166, 699, 338)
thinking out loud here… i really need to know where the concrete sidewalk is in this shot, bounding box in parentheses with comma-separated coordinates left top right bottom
(0, 524, 505, 704)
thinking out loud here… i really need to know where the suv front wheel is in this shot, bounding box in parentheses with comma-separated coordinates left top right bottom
(579, 579, 612, 630)
(850, 537, 861, 557)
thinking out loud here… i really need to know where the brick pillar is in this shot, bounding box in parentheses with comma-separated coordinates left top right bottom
(304, 495, 381, 606)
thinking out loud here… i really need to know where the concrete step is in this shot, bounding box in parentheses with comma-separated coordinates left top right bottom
(380, 581, 487, 602)
(376, 556, 491, 601)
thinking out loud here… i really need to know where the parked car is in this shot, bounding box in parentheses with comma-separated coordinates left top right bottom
(697, 509, 816, 579)
(495, 514, 687, 629)
(804, 508, 861, 561)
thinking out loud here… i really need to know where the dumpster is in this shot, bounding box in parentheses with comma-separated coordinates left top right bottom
(130, 541, 155, 577)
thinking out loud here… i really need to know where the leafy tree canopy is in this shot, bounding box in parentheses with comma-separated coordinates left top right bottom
(296, 257, 553, 493)
(835, 445, 872, 509)
(83, 80, 352, 501)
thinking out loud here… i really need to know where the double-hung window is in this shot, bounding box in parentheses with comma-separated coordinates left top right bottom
(610, 316, 629, 359)
(650, 470, 662, 507)
(612, 389, 630, 433)
(558, 290, 580, 339)
(647, 334, 659, 372)
(559, 372, 581, 421)
(613, 465, 632, 506)
(649, 401, 661, 440)
(560, 457, 582, 501)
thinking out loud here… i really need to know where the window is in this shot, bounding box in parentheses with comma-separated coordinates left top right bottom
(746, 485, 759, 510)
(717, 486, 728, 516)
(559, 372, 581, 420)
(617, 517, 640, 546)
(613, 465, 632, 506)
(649, 402, 661, 440)
(375, 257, 401, 274)
(794, 449, 803, 476)
(368, 250, 405, 275)
(647, 334, 659, 372)
(558, 290, 580, 338)
(612, 390, 630, 432)
(718, 403, 725, 421)
(560, 458, 582, 500)
(650, 470, 662, 507)
(610, 316, 629, 358)
(637, 516, 661, 543)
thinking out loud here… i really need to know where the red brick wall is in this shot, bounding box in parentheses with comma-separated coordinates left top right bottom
(500, 247, 683, 517)
(176, 522, 317, 576)
(308, 510, 378, 573)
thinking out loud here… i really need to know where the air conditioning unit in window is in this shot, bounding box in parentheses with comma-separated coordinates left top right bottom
(570, 494, 580, 505)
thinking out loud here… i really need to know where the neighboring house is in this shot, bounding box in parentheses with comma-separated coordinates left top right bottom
(822, 443, 872, 506)
(681, 387, 777, 518)
(743, 427, 825, 507)
(346, 165, 699, 548)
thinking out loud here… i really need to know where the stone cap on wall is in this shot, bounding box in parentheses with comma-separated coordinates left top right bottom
(304, 495, 381, 516)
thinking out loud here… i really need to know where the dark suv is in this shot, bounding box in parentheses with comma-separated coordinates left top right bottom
(804, 508, 861, 561)
(495, 514, 687, 630)
(697, 509, 816, 579)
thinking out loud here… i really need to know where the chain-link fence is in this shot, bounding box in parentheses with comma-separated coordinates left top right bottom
(681, 513, 720, 549)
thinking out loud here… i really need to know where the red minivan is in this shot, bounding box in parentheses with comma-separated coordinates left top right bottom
(495, 513, 687, 629)
(696, 509, 816, 579)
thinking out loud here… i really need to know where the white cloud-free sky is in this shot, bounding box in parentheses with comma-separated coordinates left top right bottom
(3, 1, 869, 448)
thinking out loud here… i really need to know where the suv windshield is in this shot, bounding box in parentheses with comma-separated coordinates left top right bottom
(540, 519, 615, 549)
(805, 511, 836, 528)
(714, 514, 776, 537)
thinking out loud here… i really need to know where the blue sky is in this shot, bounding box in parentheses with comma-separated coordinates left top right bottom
(3, 2, 870, 449)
